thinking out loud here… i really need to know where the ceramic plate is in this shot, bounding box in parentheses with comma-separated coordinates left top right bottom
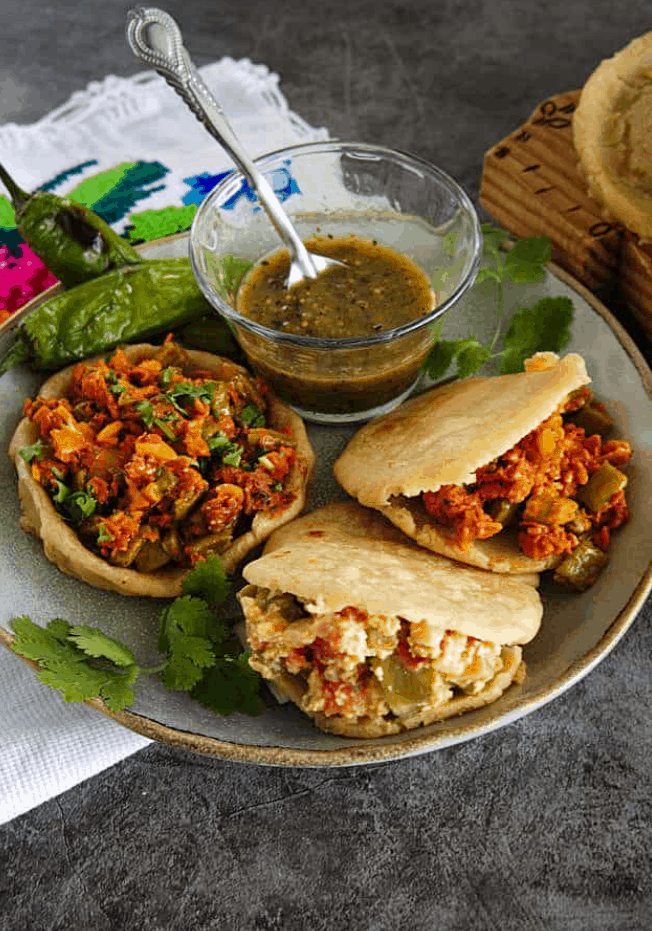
(2, 233, 652, 767)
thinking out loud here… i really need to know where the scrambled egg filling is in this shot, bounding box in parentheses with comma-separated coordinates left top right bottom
(246, 588, 505, 723)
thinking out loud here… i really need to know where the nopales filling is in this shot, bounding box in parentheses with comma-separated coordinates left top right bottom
(419, 387, 632, 589)
(19, 340, 299, 572)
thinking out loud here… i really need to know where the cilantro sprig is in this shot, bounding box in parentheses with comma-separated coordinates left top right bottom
(7, 555, 261, 717)
(423, 225, 574, 381)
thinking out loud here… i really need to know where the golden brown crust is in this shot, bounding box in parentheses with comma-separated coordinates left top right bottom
(573, 32, 652, 240)
(333, 354, 590, 573)
(8, 343, 315, 598)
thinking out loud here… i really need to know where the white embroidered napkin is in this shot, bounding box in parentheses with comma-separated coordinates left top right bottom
(0, 58, 327, 826)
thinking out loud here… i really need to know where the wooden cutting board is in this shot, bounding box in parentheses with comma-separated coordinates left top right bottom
(480, 90, 652, 342)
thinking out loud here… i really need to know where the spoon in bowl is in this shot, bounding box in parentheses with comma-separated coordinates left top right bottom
(126, 6, 343, 289)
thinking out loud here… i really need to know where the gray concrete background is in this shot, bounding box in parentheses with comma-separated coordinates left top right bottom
(2, 1, 652, 928)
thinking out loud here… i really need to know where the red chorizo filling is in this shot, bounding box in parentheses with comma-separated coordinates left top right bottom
(243, 589, 515, 725)
(20, 340, 299, 571)
(420, 388, 632, 589)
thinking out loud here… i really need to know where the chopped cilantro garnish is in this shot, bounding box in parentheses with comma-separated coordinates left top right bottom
(154, 417, 177, 441)
(160, 367, 174, 386)
(7, 557, 260, 716)
(165, 380, 215, 414)
(207, 433, 231, 452)
(19, 440, 45, 463)
(97, 522, 114, 543)
(222, 446, 243, 467)
(49, 479, 97, 524)
(134, 399, 155, 426)
(423, 226, 574, 382)
(239, 402, 265, 428)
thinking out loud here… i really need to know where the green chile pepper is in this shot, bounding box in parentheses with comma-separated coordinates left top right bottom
(0, 258, 236, 373)
(0, 163, 141, 287)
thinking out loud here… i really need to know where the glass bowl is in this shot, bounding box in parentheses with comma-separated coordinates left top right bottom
(189, 141, 481, 424)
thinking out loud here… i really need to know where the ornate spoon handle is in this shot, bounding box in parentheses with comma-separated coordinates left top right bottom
(126, 6, 320, 279)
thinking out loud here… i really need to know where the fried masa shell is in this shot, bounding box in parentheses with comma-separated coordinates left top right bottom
(8, 343, 315, 598)
(573, 32, 652, 240)
(239, 502, 542, 737)
(333, 353, 591, 573)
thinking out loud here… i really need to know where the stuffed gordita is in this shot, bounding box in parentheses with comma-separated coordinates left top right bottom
(334, 353, 632, 590)
(239, 501, 543, 737)
(9, 340, 314, 597)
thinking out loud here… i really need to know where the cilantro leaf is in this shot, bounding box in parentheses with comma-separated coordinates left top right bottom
(158, 596, 216, 648)
(422, 227, 574, 383)
(504, 235, 551, 268)
(68, 626, 138, 668)
(19, 440, 45, 463)
(8, 557, 258, 719)
(455, 339, 493, 379)
(422, 337, 491, 381)
(421, 340, 463, 381)
(190, 653, 261, 716)
(38, 661, 120, 704)
(99, 676, 140, 713)
(10, 617, 140, 709)
(11, 616, 75, 662)
(162, 640, 216, 691)
(480, 223, 509, 262)
(158, 595, 222, 690)
(181, 554, 231, 608)
(134, 399, 154, 427)
(239, 402, 265, 428)
(499, 296, 574, 374)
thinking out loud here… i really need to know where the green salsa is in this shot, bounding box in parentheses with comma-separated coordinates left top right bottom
(236, 235, 434, 338)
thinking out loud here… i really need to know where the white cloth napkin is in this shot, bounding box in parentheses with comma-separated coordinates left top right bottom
(0, 59, 328, 826)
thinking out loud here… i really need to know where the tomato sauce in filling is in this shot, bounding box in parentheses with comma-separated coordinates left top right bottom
(422, 395, 632, 562)
(22, 338, 299, 570)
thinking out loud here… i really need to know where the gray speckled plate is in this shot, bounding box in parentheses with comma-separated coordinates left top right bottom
(2, 233, 652, 767)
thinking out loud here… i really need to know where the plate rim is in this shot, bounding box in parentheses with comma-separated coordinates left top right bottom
(2, 236, 652, 767)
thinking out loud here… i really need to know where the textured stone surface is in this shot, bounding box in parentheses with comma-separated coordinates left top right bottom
(2, 1, 652, 928)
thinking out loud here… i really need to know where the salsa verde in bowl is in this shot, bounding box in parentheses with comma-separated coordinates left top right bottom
(189, 141, 481, 424)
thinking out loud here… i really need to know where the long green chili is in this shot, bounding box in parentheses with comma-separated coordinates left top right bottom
(0, 257, 239, 373)
(0, 162, 142, 287)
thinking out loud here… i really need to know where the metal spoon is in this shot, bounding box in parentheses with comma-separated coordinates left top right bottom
(126, 6, 342, 289)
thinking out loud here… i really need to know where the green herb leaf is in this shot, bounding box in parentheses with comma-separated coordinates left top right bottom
(68, 626, 138, 668)
(8, 558, 258, 717)
(97, 522, 114, 543)
(422, 228, 574, 382)
(11, 616, 74, 663)
(135, 399, 154, 427)
(11, 616, 140, 709)
(239, 402, 265, 428)
(181, 554, 231, 608)
(499, 296, 574, 374)
(222, 445, 243, 467)
(455, 339, 493, 379)
(65, 489, 97, 523)
(422, 337, 491, 381)
(19, 441, 45, 464)
(190, 653, 261, 716)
